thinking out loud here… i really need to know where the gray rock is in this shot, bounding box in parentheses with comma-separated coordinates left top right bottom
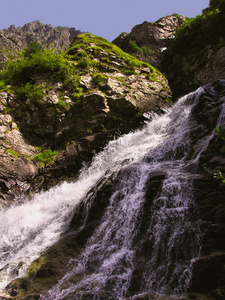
(113, 15, 185, 68)
(0, 20, 84, 61)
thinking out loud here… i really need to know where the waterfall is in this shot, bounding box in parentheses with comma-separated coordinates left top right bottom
(0, 82, 224, 299)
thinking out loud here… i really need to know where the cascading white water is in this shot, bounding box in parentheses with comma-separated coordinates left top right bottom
(0, 85, 223, 299)
(0, 98, 170, 292)
(45, 89, 206, 300)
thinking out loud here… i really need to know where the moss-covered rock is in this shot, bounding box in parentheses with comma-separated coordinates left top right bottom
(0, 33, 171, 207)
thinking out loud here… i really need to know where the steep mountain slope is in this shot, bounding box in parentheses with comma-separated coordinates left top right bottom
(0, 33, 171, 207)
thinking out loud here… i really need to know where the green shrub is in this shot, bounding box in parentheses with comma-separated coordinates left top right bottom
(126, 40, 142, 54)
(33, 148, 58, 167)
(3, 48, 76, 86)
(216, 125, 225, 152)
(23, 41, 42, 58)
(77, 58, 90, 69)
(0, 80, 7, 91)
(15, 83, 44, 102)
(173, 1, 225, 52)
(142, 46, 152, 57)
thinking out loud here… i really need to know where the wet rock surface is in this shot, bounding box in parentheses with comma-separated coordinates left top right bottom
(4, 80, 225, 299)
(161, 38, 225, 99)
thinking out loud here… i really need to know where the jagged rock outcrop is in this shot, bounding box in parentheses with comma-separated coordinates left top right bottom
(0, 33, 171, 208)
(113, 15, 185, 68)
(0, 20, 83, 62)
(0, 92, 39, 208)
(160, 3, 225, 98)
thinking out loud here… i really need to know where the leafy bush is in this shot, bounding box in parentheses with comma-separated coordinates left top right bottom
(15, 83, 44, 102)
(216, 125, 225, 152)
(1, 46, 82, 102)
(142, 46, 152, 58)
(23, 41, 42, 58)
(0, 80, 7, 92)
(33, 148, 58, 167)
(173, 0, 225, 52)
(126, 40, 142, 54)
(3, 48, 76, 86)
(214, 170, 225, 183)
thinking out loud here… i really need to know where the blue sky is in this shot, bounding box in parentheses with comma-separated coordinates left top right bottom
(1, 0, 209, 41)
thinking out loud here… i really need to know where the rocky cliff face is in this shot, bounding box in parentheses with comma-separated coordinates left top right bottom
(160, 2, 225, 98)
(0, 33, 171, 209)
(113, 15, 185, 68)
(0, 20, 83, 62)
(113, 4, 225, 100)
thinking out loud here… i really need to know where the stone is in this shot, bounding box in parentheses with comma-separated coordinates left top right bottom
(159, 9, 225, 98)
(0, 21, 84, 61)
(113, 15, 185, 68)
(0, 33, 171, 206)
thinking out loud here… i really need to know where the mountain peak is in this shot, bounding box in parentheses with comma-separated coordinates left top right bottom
(0, 21, 84, 61)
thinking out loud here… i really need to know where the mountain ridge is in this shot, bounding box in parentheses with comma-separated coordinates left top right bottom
(0, 20, 84, 62)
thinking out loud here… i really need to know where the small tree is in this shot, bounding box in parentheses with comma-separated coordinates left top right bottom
(24, 41, 42, 58)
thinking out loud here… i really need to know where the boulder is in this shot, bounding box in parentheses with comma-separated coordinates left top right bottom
(113, 15, 185, 68)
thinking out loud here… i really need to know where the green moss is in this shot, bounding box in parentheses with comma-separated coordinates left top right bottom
(135, 111, 143, 118)
(87, 128, 93, 134)
(92, 73, 107, 86)
(69, 33, 159, 76)
(6, 149, 31, 159)
(148, 85, 155, 91)
(149, 73, 158, 81)
(33, 148, 58, 167)
(110, 76, 128, 87)
(73, 92, 83, 102)
(56, 99, 70, 111)
(65, 140, 76, 151)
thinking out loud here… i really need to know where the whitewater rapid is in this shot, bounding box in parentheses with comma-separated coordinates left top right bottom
(0, 100, 171, 291)
(1, 84, 223, 299)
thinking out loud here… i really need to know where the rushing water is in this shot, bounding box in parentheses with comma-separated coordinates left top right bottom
(0, 85, 224, 299)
